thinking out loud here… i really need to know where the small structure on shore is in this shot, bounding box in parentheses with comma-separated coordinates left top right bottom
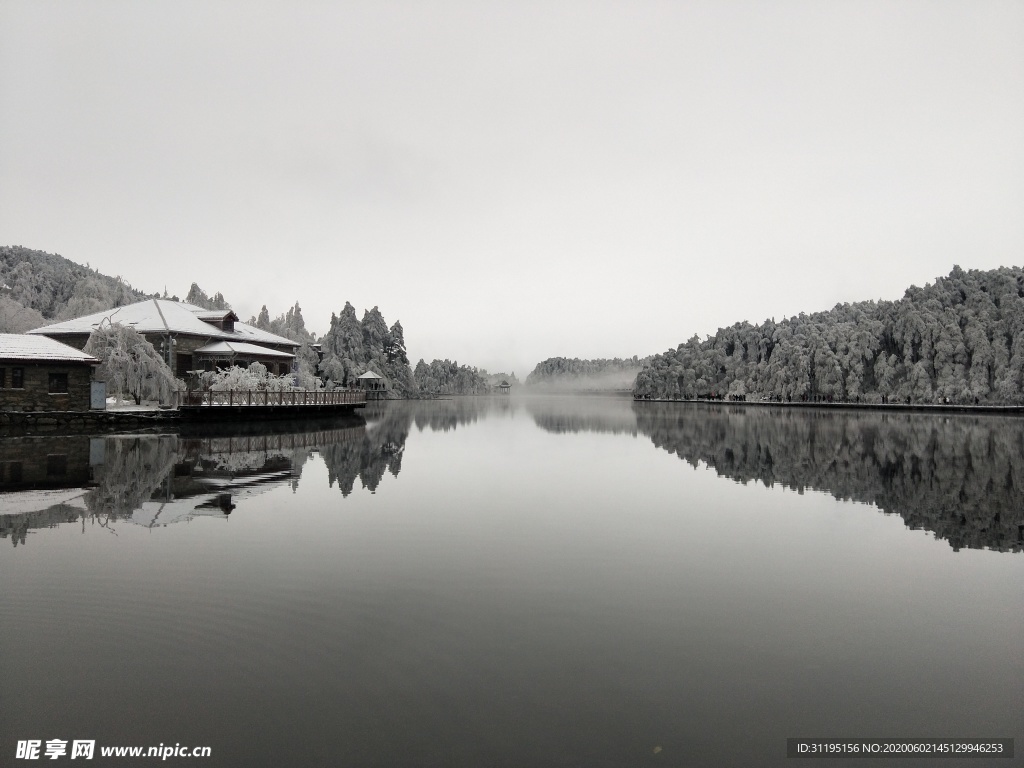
(356, 371, 387, 399)
(0, 334, 100, 412)
(496, 380, 511, 395)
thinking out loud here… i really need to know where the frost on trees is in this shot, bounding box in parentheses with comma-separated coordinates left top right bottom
(201, 362, 294, 393)
(632, 266, 1024, 405)
(247, 301, 321, 389)
(184, 283, 230, 311)
(84, 322, 181, 405)
(0, 245, 147, 328)
(319, 302, 415, 395)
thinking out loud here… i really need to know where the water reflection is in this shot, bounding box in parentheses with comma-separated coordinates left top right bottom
(524, 394, 638, 435)
(1, 400, 518, 545)
(323, 403, 410, 495)
(5, 400, 1023, 553)
(404, 396, 521, 432)
(1, 418, 372, 545)
(634, 403, 1024, 552)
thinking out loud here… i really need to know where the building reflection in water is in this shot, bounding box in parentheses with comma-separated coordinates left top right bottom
(1, 415, 376, 546)
(0, 400, 513, 546)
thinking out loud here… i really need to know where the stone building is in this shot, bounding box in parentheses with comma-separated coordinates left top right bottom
(0, 334, 100, 412)
(27, 299, 300, 377)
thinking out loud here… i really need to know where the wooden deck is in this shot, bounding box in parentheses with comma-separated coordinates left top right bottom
(179, 389, 366, 420)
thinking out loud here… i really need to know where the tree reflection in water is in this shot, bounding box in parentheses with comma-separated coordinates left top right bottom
(632, 403, 1024, 552)
(5, 399, 1021, 553)
(87, 435, 180, 522)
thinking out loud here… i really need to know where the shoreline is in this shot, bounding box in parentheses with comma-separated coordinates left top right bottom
(632, 397, 1024, 415)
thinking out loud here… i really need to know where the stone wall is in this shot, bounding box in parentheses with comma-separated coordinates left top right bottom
(0, 363, 93, 411)
(0, 409, 179, 431)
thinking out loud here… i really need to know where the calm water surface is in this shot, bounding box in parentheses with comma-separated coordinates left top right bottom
(2, 397, 1022, 767)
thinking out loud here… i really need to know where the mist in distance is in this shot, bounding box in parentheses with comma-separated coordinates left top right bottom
(1, 2, 1022, 376)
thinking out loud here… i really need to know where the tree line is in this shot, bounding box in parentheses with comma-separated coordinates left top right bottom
(634, 266, 1024, 404)
(526, 356, 651, 390)
(413, 359, 491, 395)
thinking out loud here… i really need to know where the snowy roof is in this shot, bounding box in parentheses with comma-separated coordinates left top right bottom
(0, 333, 100, 363)
(225, 321, 302, 348)
(357, 371, 383, 379)
(193, 341, 294, 359)
(27, 299, 300, 348)
(191, 308, 239, 322)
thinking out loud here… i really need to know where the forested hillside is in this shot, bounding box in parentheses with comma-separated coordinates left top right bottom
(0, 246, 150, 332)
(635, 266, 1024, 404)
(526, 356, 651, 390)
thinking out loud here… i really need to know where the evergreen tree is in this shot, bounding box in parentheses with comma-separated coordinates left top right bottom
(255, 306, 271, 330)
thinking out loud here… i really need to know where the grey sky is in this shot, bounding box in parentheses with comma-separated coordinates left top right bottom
(2, 1, 1022, 376)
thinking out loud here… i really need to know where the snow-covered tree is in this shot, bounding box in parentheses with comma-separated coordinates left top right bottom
(1, 245, 148, 324)
(254, 305, 271, 330)
(0, 295, 46, 333)
(84, 322, 181, 405)
(319, 302, 415, 395)
(184, 283, 230, 310)
(204, 362, 293, 392)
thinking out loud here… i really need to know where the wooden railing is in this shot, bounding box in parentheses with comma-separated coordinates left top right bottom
(184, 389, 367, 407)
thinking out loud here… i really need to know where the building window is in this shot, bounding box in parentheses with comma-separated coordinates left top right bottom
(11, 367, 24, 389)
(0, 368, 5, 388)
(48, 373, 69, 393)
(176, 354, 193, 377)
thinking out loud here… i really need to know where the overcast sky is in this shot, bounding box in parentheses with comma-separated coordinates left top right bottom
(2, 1, 1022, 376)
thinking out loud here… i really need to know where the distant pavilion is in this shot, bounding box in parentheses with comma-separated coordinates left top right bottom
(356, 371, 387, 399)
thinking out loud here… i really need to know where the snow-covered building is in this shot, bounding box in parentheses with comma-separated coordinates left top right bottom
(28, 299, 300, 377)
(0, 334, 100, 412)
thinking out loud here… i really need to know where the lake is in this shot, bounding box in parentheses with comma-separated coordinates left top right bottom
(2, 397, 1022, 767)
